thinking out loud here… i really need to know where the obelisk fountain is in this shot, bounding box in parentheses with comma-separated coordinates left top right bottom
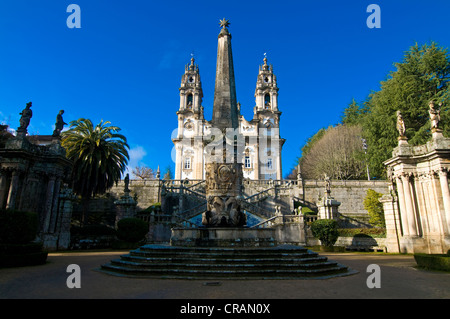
(201, 18, 247, 227)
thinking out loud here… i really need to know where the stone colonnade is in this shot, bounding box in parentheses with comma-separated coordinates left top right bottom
(0, 135, 73, 250)
(381, 130, 450, 254)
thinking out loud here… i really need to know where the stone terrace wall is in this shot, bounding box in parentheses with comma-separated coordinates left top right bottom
(302, 179, 389, 217)
(104, 179, 389, 219)
(108, 179, 161, 211)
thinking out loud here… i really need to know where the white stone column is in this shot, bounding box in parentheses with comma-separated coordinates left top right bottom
(254, 141, 260, 180)
(379, 194, 401, 253)
(401, 173, 418, 236)
(395, 175, 410, 236)
(174, 144, 182, 180)
(414, 175, 429, 234)
(438, 168, 450, 234)
(275, 139, 282, 180)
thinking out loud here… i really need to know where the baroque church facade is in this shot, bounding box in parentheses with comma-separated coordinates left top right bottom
(172, 29, 285, 181)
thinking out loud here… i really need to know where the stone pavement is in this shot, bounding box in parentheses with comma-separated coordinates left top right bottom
(0, 250, 449, 300)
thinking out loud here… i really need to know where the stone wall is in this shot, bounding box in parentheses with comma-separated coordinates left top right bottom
(302, 179, 389, 217)
(108, 179, 161, 211)
(104, 178, 389, 221)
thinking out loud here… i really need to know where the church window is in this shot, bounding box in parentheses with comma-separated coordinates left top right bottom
(184, 157, 191, 170)
(264, 94, 270, 106)
(187, 94, 193, 106)
(245, 156, 251, 168)
(267, 158, 273, 170)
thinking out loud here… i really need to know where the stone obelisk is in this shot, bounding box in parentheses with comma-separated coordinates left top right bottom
(202, 19, 246, 227)
(212, 18, 239, 130)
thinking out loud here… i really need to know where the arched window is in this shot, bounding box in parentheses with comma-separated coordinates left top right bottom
(264, 94, 271, 108)
(187, 94, 193, 107)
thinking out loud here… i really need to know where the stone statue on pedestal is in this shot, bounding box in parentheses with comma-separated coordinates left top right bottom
(124, 173, 130, 192)
(428, 100, 442, 132)
(17, 102, 33, 135)
(396, 110, 406, 138)
(53, 110, 67, 137)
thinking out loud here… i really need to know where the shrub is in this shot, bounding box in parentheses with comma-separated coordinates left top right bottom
(363, 189, 385, 227)
(0, 209, 39, 244)
(414, 254, 450, 272)
(338, 228, 386, 238)
(71, 224, 116, 236)
(310, 219, 339, 247)
(142, 202, 162, 214)
(116, 218, 149, 243)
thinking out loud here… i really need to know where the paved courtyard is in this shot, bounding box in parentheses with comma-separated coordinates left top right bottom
(1, 250, 449, 300)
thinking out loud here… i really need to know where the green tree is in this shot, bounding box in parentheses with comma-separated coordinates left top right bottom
(62, 118, 129, 225)
(363, 42, 450, 178)
(341, 98, 370, 126)
(363, 189, 385, 228)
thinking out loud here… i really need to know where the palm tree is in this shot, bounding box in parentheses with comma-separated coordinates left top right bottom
(61, 118, 130, 225)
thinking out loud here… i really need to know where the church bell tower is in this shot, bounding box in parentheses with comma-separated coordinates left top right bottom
(173, 57, 205, 180)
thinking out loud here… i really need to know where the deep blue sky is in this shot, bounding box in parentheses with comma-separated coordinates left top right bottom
(1, 1, 449, 178)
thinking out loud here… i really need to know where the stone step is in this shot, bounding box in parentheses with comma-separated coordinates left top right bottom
(130, 249, 315, 259)
(100, 244, 352, 279)
(101, 263, 349, 279)
(120, 254, 328, 264)
(136, 244, 310, 255)
(113, 257, 336, 269)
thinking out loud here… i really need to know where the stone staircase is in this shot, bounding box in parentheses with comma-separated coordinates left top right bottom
(100, 244, 353, 279)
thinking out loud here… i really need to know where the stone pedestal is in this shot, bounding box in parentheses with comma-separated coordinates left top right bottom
(171, 227, 277, 247)
(202, 162, 246, 227)
(114, 190, 137, 227)
(317, 196, 341, 220)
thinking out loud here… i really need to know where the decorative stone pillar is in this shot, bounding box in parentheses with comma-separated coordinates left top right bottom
(379, 193, 401, 253)
(174, 144, 182, 180)
(6, 170, 20, 210)
(42, 176, 56, 233)
(438, 168, 450, 234)
(0, 171, 8, 209)
(56, 187, 74, 250)
(254, 141, 260, 180)
(114, 189, 137, 228)
(401, 173, 418, 236)
(317, 179, 340, 220)
(48, 177, 62, 233)
(395, 175, 409, 236)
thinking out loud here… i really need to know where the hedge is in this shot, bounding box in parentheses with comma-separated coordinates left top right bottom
(338, 228, 386, 238)
(0, 209, 38, 244)
(116, 218, 149, 243)
(414, 254, 450, 272)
